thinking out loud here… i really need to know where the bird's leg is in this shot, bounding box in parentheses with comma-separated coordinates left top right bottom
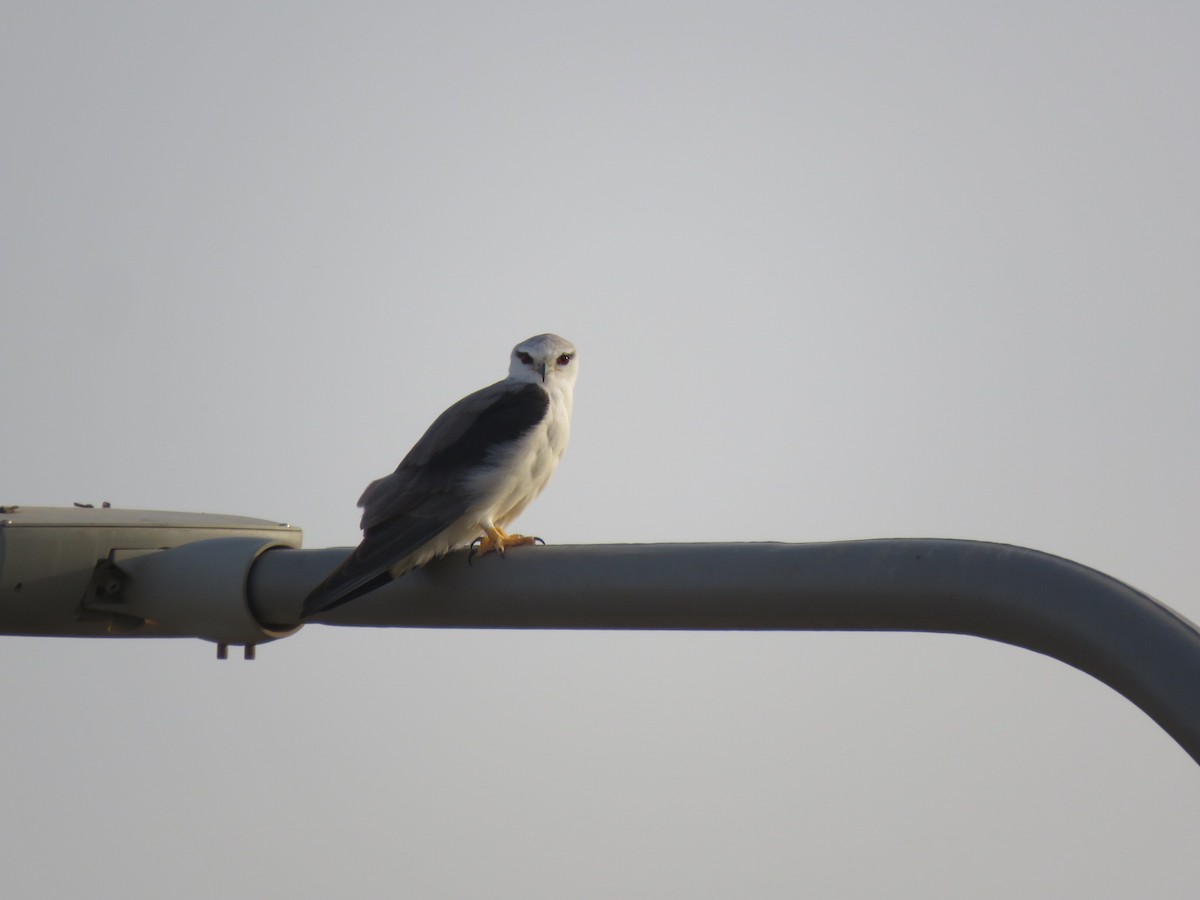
(469, 525, 542, 561)
(503, 532, 542, 547)
(469, 525, 505, 560)
(492, 524, 542, 550)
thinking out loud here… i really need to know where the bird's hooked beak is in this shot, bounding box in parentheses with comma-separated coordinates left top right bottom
(537, 361, 548, 382)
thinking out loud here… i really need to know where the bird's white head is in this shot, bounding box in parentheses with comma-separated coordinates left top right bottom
(509, 333, 578, 390)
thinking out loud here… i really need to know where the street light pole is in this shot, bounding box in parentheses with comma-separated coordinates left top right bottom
(4, 507, 1200, 766)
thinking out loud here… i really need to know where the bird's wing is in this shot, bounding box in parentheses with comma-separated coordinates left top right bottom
(301, 380, 549, 618)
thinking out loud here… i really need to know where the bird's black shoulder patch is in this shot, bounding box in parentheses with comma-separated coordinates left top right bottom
(423, 383, 549, 474)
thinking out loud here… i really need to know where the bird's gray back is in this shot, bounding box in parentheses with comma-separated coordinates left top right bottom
(358, 379, 549, 532)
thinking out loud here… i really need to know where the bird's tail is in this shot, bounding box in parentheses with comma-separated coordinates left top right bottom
(302, 564, 395, 619)
(301, 515, 452, 619)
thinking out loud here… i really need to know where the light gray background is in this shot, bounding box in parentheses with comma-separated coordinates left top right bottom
(3, 2, 1198, 897)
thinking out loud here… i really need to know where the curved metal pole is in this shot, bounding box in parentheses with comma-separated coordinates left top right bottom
(249, 540, 1200, 766)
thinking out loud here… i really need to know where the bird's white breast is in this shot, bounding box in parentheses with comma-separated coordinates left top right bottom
(465, 382, 572, 529)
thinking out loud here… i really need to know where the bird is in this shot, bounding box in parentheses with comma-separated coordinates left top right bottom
(301, 333, 578, 619)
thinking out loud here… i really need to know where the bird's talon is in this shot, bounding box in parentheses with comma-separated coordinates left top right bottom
(533, 536, 545, 546)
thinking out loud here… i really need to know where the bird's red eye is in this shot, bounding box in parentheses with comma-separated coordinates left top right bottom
(516, 351, 533, 364)
(556, 353, 573, 366)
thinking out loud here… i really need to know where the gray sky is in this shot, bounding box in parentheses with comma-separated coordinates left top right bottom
(3, 2, 1199, 897)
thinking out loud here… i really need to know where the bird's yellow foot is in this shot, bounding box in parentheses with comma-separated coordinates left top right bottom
(469, 527, 543, 563)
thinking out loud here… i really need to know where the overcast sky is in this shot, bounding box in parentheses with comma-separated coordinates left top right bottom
(3, 2, 1199, 897)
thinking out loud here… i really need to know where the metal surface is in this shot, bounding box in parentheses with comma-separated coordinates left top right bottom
(84, 537, 303, 647)
(5, 507, 1200, 766)
(250, 540, 1200, 765)
(0, 506, 301, 638)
